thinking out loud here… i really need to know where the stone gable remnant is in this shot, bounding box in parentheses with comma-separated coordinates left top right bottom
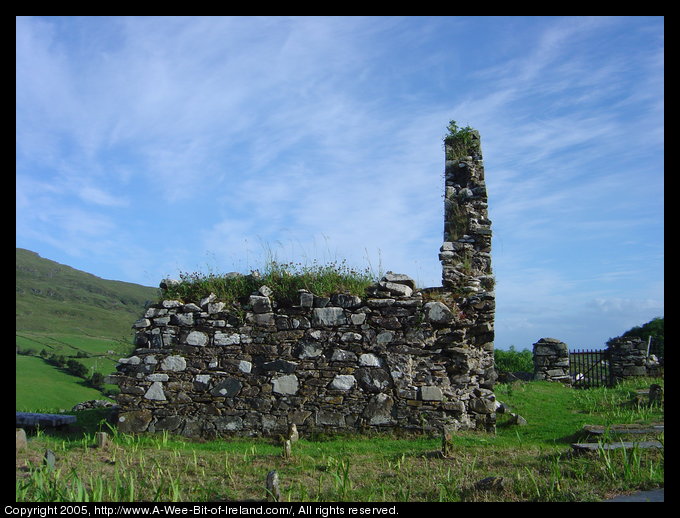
(111, 127, 497, 437)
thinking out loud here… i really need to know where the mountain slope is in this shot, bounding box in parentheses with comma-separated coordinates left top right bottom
(16, 248, 159, 337)
(16, 248, 160, 410)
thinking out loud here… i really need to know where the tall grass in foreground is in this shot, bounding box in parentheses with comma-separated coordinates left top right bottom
(17, 378, 663, 502)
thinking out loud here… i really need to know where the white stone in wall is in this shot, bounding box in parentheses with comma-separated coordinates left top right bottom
(423, 301, 454, 324)
(330, 375, 356, 391)
(420, 386, 443, 401)
(186, 331, 209, 346)
(194, 374, 211, 388)
(160, 355, 187, 371)
(214, 331, 241, 345)
(272, 374, 299, 395)
(331, 349, 358, 362)
(376, 331, 394, 345)
(118, 356, 141, 365)
(133, 318, 151, 328)
(359, 353, 382, 367)
(144, 382, 166, 401)
(379, 281, 413, 297)
(350, 313, 367, 325)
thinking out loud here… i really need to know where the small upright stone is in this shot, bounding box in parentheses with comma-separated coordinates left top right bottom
(649, 384, 664, 406)
(44, 449, 56, 470)
(282, 439, 292, 459)
(288, 423, 299, 443)
(441, 425, 455, 458)
(96, 432, 109, 449)
(266, 470, 281, 502)
(16, 428, 27, 451)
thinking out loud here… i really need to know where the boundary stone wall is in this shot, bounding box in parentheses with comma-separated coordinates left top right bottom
(607, 336, 662, 380)
(110, 130, 497, 438)
(532, 336, 661, 386)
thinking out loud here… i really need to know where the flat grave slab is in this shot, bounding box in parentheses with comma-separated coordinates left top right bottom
(16, 412, 77, 428)
(571, 440, 663, 452)
(582, 423, 664, 435)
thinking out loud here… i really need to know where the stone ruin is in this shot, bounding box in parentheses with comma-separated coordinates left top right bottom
(108, 128, 497, 438)
(532, 336, 662, 386)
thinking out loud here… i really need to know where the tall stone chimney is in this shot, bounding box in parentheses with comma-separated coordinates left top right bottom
(439, 124, 496, 417)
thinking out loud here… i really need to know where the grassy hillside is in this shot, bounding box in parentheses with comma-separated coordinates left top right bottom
(16, 248, 158, 336)
(16, 248, 159, 411)
(16, 355, 106, 411)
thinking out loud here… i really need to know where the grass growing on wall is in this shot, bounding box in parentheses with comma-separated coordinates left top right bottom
(162, 260, 381, 306)
(444, 120, 480, 160)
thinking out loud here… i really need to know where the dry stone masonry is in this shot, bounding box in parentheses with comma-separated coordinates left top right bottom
(607, 336, 662, 381)
(532, 338, 571, 384)
(110, 128, 497, 438)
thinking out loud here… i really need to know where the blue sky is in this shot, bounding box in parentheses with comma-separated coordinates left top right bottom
(16, 16, 664, 350)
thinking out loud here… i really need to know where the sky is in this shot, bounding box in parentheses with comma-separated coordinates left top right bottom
(16, 16, 664, 350)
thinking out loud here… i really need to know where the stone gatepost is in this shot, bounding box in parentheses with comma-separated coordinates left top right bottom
(532, 338, 571, 384)
(607, 336, 661, 381)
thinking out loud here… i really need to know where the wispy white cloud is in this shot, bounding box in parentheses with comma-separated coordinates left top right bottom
(16, 16, 663, 347)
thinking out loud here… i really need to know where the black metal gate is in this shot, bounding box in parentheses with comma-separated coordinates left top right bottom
(569, 349, 613, 388)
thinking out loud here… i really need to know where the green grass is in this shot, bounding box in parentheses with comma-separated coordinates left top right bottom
(16, 355, 110, 411)
(16, 377, 663, 502)
(16, 332, 131, 410)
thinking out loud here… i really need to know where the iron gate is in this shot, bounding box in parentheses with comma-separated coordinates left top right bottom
(569, 349, 613, 388)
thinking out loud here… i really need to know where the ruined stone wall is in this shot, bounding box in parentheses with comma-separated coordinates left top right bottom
(607, 336, 662, 380)
(109, 129, 497, 438)
(532, 338, 571, 384)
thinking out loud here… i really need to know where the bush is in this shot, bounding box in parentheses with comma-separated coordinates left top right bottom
(66, 358, 89, 378)
(494, 346, 533, 374)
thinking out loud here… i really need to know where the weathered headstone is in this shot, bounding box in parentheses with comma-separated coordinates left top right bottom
(441, 425, 455, 458)
(96, 432, 109, 449)
(288, 423, 299, 443)
(16, 428, 27, 451)
(266, 470, 280, 502)
(649, 384, 664, 406)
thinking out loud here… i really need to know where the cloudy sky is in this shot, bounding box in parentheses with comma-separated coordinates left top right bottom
(16, 16, 664, 350)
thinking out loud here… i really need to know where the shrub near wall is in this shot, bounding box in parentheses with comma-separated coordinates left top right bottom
(109, 273, 497, 438)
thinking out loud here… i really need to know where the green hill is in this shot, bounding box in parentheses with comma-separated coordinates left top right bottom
(16, 248, 158, 336)
(16, 248, 159, 411)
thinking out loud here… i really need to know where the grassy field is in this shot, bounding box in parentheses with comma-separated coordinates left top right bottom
(16, 355, 109, 411)
(16, 378, 663, 502)
(16, 332, 130, 410)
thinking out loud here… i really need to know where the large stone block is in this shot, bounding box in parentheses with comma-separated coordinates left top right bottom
(117, 410, 153, 433)
(272, 374, 299, 395)
(312, 307, 347, 326)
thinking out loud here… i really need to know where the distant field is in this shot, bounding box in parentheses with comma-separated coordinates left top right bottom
(16, 331, 129, 411)
(16, 355, 112, 411)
